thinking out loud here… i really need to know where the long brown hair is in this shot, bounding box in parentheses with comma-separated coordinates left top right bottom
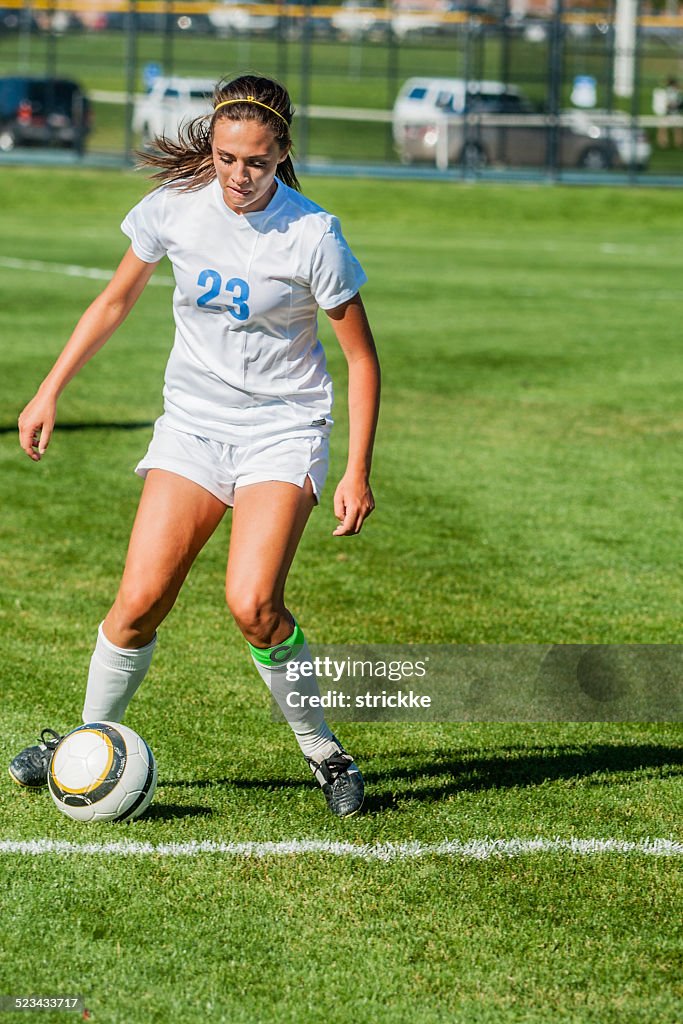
(140, 74, 301, 192)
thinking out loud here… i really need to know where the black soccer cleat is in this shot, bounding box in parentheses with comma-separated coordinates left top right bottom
(8, 728, 64, 789)
(306, 745, 365, 819)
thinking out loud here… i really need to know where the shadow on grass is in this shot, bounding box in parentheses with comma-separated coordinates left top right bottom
(364, 740, 683, 797)
(159, 777, 304, 792)
(158, 742, 682, 814)
(361, 741, 683, 815)
(0, 421, 154, 435)
(144, 802, 214, 821)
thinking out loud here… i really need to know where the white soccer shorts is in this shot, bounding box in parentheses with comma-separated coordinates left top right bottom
(135, 416, 330, 507)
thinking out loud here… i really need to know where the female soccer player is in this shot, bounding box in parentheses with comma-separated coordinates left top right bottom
(9, 74, 380, 818)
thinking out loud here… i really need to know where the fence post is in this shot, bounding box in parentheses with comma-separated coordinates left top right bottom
(46, 0, 58, 78)
(124, 0, 138, 164)
(18, 0, 32, 72)
(276, 2, 289, 85)
(546, 0, 564, 179)
(605, 0, 616, 116)
(436, 118, 449, 171)
(500, 0, 511, 87)
(628, 0, 642, 183)
(163, 0, 175, 77)
(298, 0, 312, 165)
(385, 20, 399, 162)
(461, 12, 472, 179)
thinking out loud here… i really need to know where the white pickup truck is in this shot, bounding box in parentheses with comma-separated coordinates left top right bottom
(133, 76, 216, 144)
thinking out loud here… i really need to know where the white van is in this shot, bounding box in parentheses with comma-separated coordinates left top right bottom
(391, 76, 630, 171)
(393, 76, 516, 125)
(133, 76, 216, 145)
(392, 76, 529, 167)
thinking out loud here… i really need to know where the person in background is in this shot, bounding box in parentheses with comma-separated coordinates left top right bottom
(655, 76, 683, 149)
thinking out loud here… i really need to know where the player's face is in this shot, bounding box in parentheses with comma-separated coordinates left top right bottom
(212, 118, 289, 214)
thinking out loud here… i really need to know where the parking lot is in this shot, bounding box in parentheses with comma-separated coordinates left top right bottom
(1, 3, 683, 182)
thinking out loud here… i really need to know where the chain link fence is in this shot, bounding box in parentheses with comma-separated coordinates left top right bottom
(2, 1, 683, 180)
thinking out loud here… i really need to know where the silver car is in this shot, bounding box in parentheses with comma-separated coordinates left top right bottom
(393, 77, 649, 171)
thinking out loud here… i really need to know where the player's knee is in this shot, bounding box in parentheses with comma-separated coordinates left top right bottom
(109, 581, 171, 645)
(226, 589, 281, 646)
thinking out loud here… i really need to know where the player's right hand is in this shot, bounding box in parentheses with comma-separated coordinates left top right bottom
(18, 391, 57, 462)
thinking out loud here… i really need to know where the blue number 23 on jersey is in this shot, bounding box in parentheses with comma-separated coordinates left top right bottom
(196, 269, 250, 321)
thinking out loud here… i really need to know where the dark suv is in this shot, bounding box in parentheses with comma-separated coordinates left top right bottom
(0, 76, 91, 153)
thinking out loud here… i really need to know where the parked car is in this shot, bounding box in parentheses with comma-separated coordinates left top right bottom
(331, 1, 388, 40)
(133, 76, 216, 145)
(207, 0, 278, 37)
(562, 108, 651, 170)
(0, 76, 91, 152)
(392, 77, 643, 170)
(391, 1, 462, 41)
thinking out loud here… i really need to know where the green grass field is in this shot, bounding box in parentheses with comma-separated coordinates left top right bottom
(0, 168, 681, 1023)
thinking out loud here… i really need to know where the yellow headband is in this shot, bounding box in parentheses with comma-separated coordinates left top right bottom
(213, 96, 290, 128)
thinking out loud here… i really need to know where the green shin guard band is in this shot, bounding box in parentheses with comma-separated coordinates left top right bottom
(248, 621, 305, 667)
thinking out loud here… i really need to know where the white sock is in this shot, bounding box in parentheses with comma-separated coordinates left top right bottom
(251, 639, 342, 765)
(82, 623, 157, 724)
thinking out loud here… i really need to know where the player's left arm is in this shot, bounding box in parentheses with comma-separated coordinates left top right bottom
(325, 293, 381, 537)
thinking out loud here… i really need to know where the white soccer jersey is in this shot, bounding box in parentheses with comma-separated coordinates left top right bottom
(121, 178, 367, 443)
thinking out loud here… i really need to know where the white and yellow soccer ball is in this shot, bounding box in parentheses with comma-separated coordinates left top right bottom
(48, 722, 157, 823)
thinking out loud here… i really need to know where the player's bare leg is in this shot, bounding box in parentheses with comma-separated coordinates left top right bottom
(105, 468, 228, 648)
(82, 470, 227, 724)
(226, 478, 364, 817)
(225, 477, 316, 647)
(10, 470, 227, 786)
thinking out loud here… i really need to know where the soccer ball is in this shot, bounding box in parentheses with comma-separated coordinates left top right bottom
(48, 722, 157, 823)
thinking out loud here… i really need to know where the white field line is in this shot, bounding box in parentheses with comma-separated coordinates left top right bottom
(0, 838, 680, 860)
(0, 256, 174, 287)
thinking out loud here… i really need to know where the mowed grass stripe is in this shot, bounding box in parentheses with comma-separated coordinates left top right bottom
(0, 255, 174, 286)
(5, 253, 683, 305)
(1, 838, 681, 858)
